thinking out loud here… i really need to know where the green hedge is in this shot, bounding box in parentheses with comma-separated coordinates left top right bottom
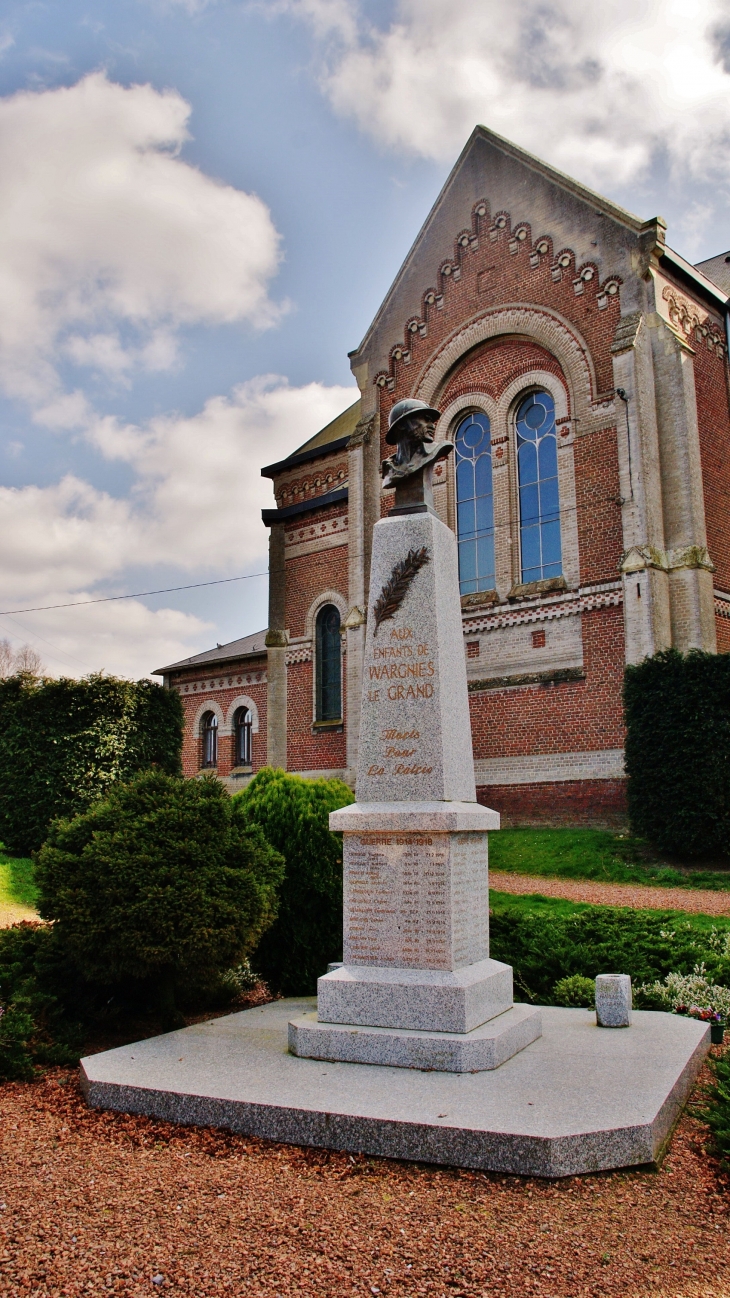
(624, 649, 730, 857)
(237, 768, 354, 995)
(489, 902, 730, 1003)
(0, 674, 183, 854)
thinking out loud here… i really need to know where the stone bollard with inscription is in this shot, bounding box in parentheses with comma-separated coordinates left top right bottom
(289, 399, 542, 1072)
(595, 974, 632, 1027)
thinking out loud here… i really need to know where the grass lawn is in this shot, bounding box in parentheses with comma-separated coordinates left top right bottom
(489, 826, 730, 891)
(490, 886, 730, 934)
(0, 848, 38, 912)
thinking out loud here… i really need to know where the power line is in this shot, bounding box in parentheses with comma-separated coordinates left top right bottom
(0, 571, 269, 618)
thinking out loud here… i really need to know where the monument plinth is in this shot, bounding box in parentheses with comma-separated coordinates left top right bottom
(289, 401, 541, 1071)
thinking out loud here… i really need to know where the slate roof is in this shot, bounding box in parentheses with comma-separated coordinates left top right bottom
(261, 399, 361, 477)
(695, 250, 730, 298)
(153, 628, 268, 676)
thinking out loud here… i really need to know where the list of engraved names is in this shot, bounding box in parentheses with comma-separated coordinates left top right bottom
(343, 832, 489, 971)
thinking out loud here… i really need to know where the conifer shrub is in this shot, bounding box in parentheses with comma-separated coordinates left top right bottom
(552, 974, 595, 1007)
(237, 767, 354, 995)
(489, 903, 730, 1003)
(0, 673, 184, 854)
(0, 1001, 35, 1081)
(35, 770, 284, 1026)
(703, 1051, 730, 1163)
(0, 921, 86, 1078)
(623, 648, 730, 857)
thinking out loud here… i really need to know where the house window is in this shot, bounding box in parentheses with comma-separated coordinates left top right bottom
(315, 604, 342, 722)
(233, 707, 252, 766)
(516, 390, 562, 583)
(201, 711, 218, 768)
(454, 411, 495, 595)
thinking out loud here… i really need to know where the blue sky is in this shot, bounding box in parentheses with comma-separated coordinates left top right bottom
(0, 0, 728, 677)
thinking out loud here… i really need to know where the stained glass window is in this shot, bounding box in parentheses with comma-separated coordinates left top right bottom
(516, 391, 562, 583)
(455, 411, 495, 596)
(316, 605, 342, 721)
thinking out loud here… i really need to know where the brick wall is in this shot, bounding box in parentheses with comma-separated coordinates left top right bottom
(478, 778, 627, 828)
(693, 336, 730, 591)
(176, 659, 268, 778)
(469, 604, 625, 760)
(573, 424, 623, 585)
(717, 611, 730, 654)
(440, 337, 567, 408)
(284, 520, 348, 639)
(375, 203, 622, 460)
(286, 659, 347, 772)
(275, 459, 348, 508)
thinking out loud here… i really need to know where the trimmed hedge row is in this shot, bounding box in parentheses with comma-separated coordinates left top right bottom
(0, 674, 183, 854)
(488, 902, 730, 1003)
(624, 648, 730, 858)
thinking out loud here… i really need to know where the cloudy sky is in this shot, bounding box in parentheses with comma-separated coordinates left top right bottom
(1, 0, 729, 678)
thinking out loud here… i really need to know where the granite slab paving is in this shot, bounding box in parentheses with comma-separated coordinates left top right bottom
(81, 996, 709, 1179)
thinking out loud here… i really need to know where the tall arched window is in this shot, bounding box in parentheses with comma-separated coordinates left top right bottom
(315, 604, 342, 722)
(201, 711, 218, 768)
(233, 706, 252, 766)
(454, 411, 495, 596)
(516, 391, 562, 583)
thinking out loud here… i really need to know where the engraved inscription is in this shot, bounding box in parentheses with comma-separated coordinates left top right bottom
(343, 832, 490, 971)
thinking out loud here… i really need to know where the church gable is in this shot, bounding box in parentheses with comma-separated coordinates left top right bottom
(351, 125, 642, 383)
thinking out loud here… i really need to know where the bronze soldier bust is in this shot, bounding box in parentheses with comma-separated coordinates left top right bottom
(381, 398, 453, 515)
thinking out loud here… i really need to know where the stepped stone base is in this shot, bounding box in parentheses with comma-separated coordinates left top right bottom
(317, 957, 513, 1034)
(289, 1002, 541, 1072)
(80, 998, 711, 1179)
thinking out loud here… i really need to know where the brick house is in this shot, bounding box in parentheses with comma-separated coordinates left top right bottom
(154, 126, 730, 825)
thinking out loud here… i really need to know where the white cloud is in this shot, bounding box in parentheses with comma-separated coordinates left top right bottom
(0, 378, 357, 677)
(0, 71, 284, 407)
(0, 601, 212, 682)
(289, 0, 730, 193)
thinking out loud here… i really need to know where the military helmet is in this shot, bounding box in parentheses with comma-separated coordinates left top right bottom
(385, 398, 442, 445)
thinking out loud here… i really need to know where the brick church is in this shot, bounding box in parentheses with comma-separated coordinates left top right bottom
(154, 126, 730, 826)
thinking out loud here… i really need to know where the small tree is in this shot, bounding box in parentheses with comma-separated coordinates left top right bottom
(35, 770, 284, 1025)
(237, 767, 354, 995)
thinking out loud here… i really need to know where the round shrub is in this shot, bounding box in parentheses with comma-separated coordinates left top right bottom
(236, 767, 354, 995)
(35, 770, 284, 1025)
(552, 974, 595, 1007)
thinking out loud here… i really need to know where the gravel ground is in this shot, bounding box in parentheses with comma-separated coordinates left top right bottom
(0, 900, 37, 928)
(1, 1060, 729, 1298)
(490, 872, 730, 916)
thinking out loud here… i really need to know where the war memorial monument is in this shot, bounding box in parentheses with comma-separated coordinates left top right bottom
(82, 403, 710, 1178)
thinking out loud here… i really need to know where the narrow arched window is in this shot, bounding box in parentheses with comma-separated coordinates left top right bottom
(316, 604, 342, 722)
(201, 711, 218, 768)
(455, 411, 495, 595)
(516, 391, 562, 583)
(233, 706, 252, 766)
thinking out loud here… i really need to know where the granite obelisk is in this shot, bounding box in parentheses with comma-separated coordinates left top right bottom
(289, 400, 541, 1070)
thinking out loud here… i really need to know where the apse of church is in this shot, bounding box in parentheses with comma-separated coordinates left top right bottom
(154, 125, 730, 827)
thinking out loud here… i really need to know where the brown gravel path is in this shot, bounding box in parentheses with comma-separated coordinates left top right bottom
(0, 900, 37, 928)
(490, 871, 730, 916)
(1, 1063, 729, 1297)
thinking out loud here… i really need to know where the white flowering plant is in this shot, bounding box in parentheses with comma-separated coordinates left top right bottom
(637, 964, 730, 1022)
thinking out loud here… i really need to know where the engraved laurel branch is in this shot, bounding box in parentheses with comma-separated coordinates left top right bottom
(372, 547, 431, 634)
